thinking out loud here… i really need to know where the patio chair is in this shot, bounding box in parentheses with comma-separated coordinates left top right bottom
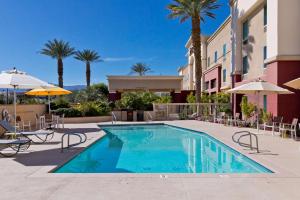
(16, 115, 31, 131)
(263, 116, 283, 135)
(215, 112, 226, 124)
(279, 118, 298, 139)
(228, 113, 240, 126)
(0, 120, 55, 144)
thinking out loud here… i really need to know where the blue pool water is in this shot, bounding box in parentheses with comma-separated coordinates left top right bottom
(55, 124, 272, 173)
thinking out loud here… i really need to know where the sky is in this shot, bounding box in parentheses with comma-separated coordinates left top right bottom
(0, 0, 230, 86)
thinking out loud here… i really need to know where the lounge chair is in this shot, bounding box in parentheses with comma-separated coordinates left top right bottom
(279, 118, 298, 139)
(0, 139, 31, 157)
(0, 121, 55, 144)
(263, 116, 283, 135)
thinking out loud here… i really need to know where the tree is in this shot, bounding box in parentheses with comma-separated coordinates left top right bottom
(167, 0, 220, 103)
(131, 63, 151, 76)
(74, 49, 102, 87)
(40, 39, 75, 87)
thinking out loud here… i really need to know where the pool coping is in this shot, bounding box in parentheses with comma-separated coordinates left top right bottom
(30, 122, 296, 178)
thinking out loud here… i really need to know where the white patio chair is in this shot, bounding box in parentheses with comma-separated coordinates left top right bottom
(279, 118, 298, 139)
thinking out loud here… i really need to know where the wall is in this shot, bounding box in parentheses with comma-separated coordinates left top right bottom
(0, 104, 46, 125)
(206, 17, 232, 89)
(64, 116, 112, 124)
(240, 3, 266, 81)
(267, 0, 300, 60)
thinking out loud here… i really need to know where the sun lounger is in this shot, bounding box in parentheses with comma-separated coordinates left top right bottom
(0, 121, 55, 144)
(0, 139, 31, 157)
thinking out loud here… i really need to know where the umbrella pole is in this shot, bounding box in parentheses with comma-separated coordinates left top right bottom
(13, 86, 17, 134)
(257, 92, 260, 133)
(48, 95, 51, 114)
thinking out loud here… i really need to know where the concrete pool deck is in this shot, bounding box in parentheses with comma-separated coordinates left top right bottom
(1, 121, 300, 200)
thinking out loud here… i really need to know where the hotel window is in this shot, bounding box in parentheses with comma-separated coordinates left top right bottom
(263, 46, 267, 68)
(264, 5, 267, 26)
(223, 69, 226, 83)
(263, 95, 267, 111)
(205, 81, 209, 90)
(211, 79, 216, 89)
(243, 20, 249, 43)
(207, 57, 210, 67)
(223, 44, 226, 60)
(242, 56, 249, 74)
(214, 51, 218, 63)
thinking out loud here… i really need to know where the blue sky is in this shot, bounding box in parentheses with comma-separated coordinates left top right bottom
(0, 0, 229, 86)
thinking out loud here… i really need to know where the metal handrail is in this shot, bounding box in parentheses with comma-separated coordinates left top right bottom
(111, 112, 117, 124)
(61, 132, 87, 152)
(232, 131, 259, 153)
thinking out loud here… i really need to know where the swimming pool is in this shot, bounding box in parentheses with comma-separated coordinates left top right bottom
(55, 124, 272, 173)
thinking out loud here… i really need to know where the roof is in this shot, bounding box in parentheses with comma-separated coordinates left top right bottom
(107, 76, 183, 80)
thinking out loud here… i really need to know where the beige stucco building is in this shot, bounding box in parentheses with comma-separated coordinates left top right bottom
(181, 0, 300, 122)
(181, 16, 232, 94)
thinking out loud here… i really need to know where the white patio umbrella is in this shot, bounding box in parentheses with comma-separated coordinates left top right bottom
(284, 78, 300, 90)
(0, 68, 54, 133)
(227, 79, 293, 133)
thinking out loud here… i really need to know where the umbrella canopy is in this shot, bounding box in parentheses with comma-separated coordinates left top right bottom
(227, 80, 293, 95)
(227, 79, 293, 133)
(25, 87, 72, 114)
(284, 78, 300, 90)
(0, 68, 53, 133)
(0, 68, 53, 89)
(25, 87, 72, 96)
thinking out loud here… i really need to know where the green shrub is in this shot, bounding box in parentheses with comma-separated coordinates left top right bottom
(154, 96, 172, 104)
(54, 108, 82, 117)
(186, 92, 196, 103)
(76, 101, 111, 116)
(240, 96, 256, 120)
(51, 98, 70, 110)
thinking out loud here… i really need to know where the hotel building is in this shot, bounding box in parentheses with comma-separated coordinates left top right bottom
(180, 0, 300, 122)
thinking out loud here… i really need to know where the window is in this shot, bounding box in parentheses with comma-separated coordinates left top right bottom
(242, 56, 249, 74)
(205, 81, 209, 90)
(264, 5, 267, 26)
(223, 69, 226, 83)
(214, 51, 218, 63)
(223, 44, 227, 60)
(263, 46, 267, 68)
(211, 79, 216, 89)
(207, 57, 210, 67)
(243, 20, 249, 42)
(263, 95, 267, 111)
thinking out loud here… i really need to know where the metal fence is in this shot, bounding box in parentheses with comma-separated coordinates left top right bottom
(153, 103, 231, 121)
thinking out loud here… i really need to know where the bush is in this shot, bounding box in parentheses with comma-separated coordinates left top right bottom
(76, 101, 111, 117)
(186, 92, 196, 103)
(51, 98, 70, 110)
(53, 108, 82, 117)
(240, 96, 256, 120)
(154, 96, 172, 104)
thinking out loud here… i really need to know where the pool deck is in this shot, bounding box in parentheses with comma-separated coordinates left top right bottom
(1, 120, 300, 200)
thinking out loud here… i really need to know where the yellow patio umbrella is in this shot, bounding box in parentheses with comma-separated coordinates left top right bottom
(25, 87, 72, 113)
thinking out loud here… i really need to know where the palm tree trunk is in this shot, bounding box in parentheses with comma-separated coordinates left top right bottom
(86, 61, 91, 87)
(191, 15, 202, 103)
(57, 58, 63, 88)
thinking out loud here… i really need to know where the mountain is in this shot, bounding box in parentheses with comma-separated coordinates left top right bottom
(64, 85, 86, 91)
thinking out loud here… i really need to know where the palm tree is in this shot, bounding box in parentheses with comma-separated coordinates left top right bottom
(131, 63, 151, 76)
(40, 39, 75, 88)
(74, 49, 101, 87)
(167, 0, 220, 103)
